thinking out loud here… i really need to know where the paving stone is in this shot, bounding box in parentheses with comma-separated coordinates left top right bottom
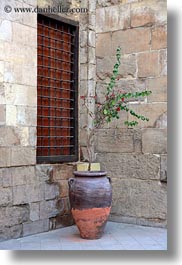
(0, 222, 167, 250)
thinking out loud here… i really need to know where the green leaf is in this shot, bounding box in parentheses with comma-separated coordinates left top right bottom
(103, 109, 108, 115)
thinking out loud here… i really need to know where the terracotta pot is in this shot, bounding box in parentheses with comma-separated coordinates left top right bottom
(68, 171, 112, 239)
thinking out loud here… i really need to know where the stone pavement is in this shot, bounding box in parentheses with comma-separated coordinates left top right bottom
(0, 222, 167, 250)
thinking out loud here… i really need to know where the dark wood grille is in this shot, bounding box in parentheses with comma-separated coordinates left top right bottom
(37, 14, 78, 163)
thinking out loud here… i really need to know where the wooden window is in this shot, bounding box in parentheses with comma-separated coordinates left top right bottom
(37, 14, 78, 163)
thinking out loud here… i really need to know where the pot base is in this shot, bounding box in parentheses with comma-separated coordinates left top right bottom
(71, 207, 111, 240)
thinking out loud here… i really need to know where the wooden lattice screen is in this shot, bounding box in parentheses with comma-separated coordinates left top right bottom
(37, 14, 78, 163)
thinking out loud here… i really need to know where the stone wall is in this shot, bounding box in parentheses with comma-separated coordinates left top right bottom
(0, 0, 167, 241)
(95, 0, 167, 227)
(0, 0, 84, 241)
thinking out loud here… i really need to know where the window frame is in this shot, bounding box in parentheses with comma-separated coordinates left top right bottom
(36, 13, 79, 164)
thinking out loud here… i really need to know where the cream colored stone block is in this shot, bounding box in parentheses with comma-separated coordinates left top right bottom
(88, 64, 96, 80)
(0, 104, 6, 125)
(5, 83, 37, 106)
(0, 147, 11, 167)
(6, 105, 17, 126)
(88, 30, 95, 47)
(0, 20, 12, 42)
(96, 32, 112, 57)
(0, 0, 23, 22)
(0, 61, 4, 82)
(96, 4, 130, 33)
(22, 66, 37, 86)
(12, 22, 37, 47)
(0, 41, 4, 61)
(0, 84, 5, 104)
(22, 3, 37, 28)
(19, 127, 29, 146)
(77, 162, 100, 171)
(112, 28, 151, 55)
(4, 61, 22, 84)
(3, 43, 36, 69)
(130, 0, 167, 27)
(17, 106, 37, 126)
(11, 147, 36, 166)
(128, 103, 167, 128)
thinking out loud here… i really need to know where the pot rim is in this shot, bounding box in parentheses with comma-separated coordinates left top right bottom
(73, 170, 107, 177)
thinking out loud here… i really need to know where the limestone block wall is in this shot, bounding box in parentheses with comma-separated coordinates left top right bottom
(0, 0, 85, 241)
(95, 0, 167, 227)
(0, 0, 167, 241)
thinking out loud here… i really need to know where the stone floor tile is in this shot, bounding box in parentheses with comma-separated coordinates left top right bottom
(0, 222, 167, 250)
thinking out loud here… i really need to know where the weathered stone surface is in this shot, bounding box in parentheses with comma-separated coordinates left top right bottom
(59, 180, 69, 197)
(88, 47, 96, 64)
(21, 65, 37, 86)
(111, 178, 167, 220)
(146, 76, 167, 102)
(44, 183, 60, 200)
(6, 105, 16, 126)
(88, 64, 96, 80)
(5, 83, 37, 106)
(80, 30, 87, 48)
(160, 155, 167, 182)
(0, 104, 5, 125)
(160, 49, 167, 76)
(130, 0, 167, 27)
(35, 165, 53, 182)
(2, 168, 12, 187)
(56, 197, 71, 215)
(0, 20, 12, 42)
(22, 219, 49, 237)
(0, 147, 11, 167)
(0, 187, 12, 206)
(155, 111, 167, 129)
(88, 30, 96, 47)
(0, 224, 22, 241)
(97, 54, 136, 81)
(0, 126, 20, 146)
(4, 61, 22, 84)
(0, 84, 5, 104)
(80, 64, 88, 81)
(128, 103, 167, 128)
(17, 106, 37, 126)
(152, 25, 167, 50)
(131, 7, 156, 27)
(112, 28, 150, 54)
(95, 129, 134, 153)
(96, 4, 130, 33)
(142, 128, 167, 154)
(53, 164, 75, 181)
(96, 32, 112, 57)
(22, 2, 37, 28)
(29, 127, 37, 147)
(80, 47, 88, 64)
(11, 147, 36, 166)
(29, 202, 40, 221)
(12, 22, 37, 47)
(12, 166, 36, 186)
(97, 153, 160, 180)
(0, 0, 23, 22)
(137, 51, 159, 78)
(0, 61, 4, 82)
(51, 213, 74, 229)
(40, 200, 59, 219)
(0, 205, 29, 227)
(13, 185, 28, 205)
(13, 183, 44, 205)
